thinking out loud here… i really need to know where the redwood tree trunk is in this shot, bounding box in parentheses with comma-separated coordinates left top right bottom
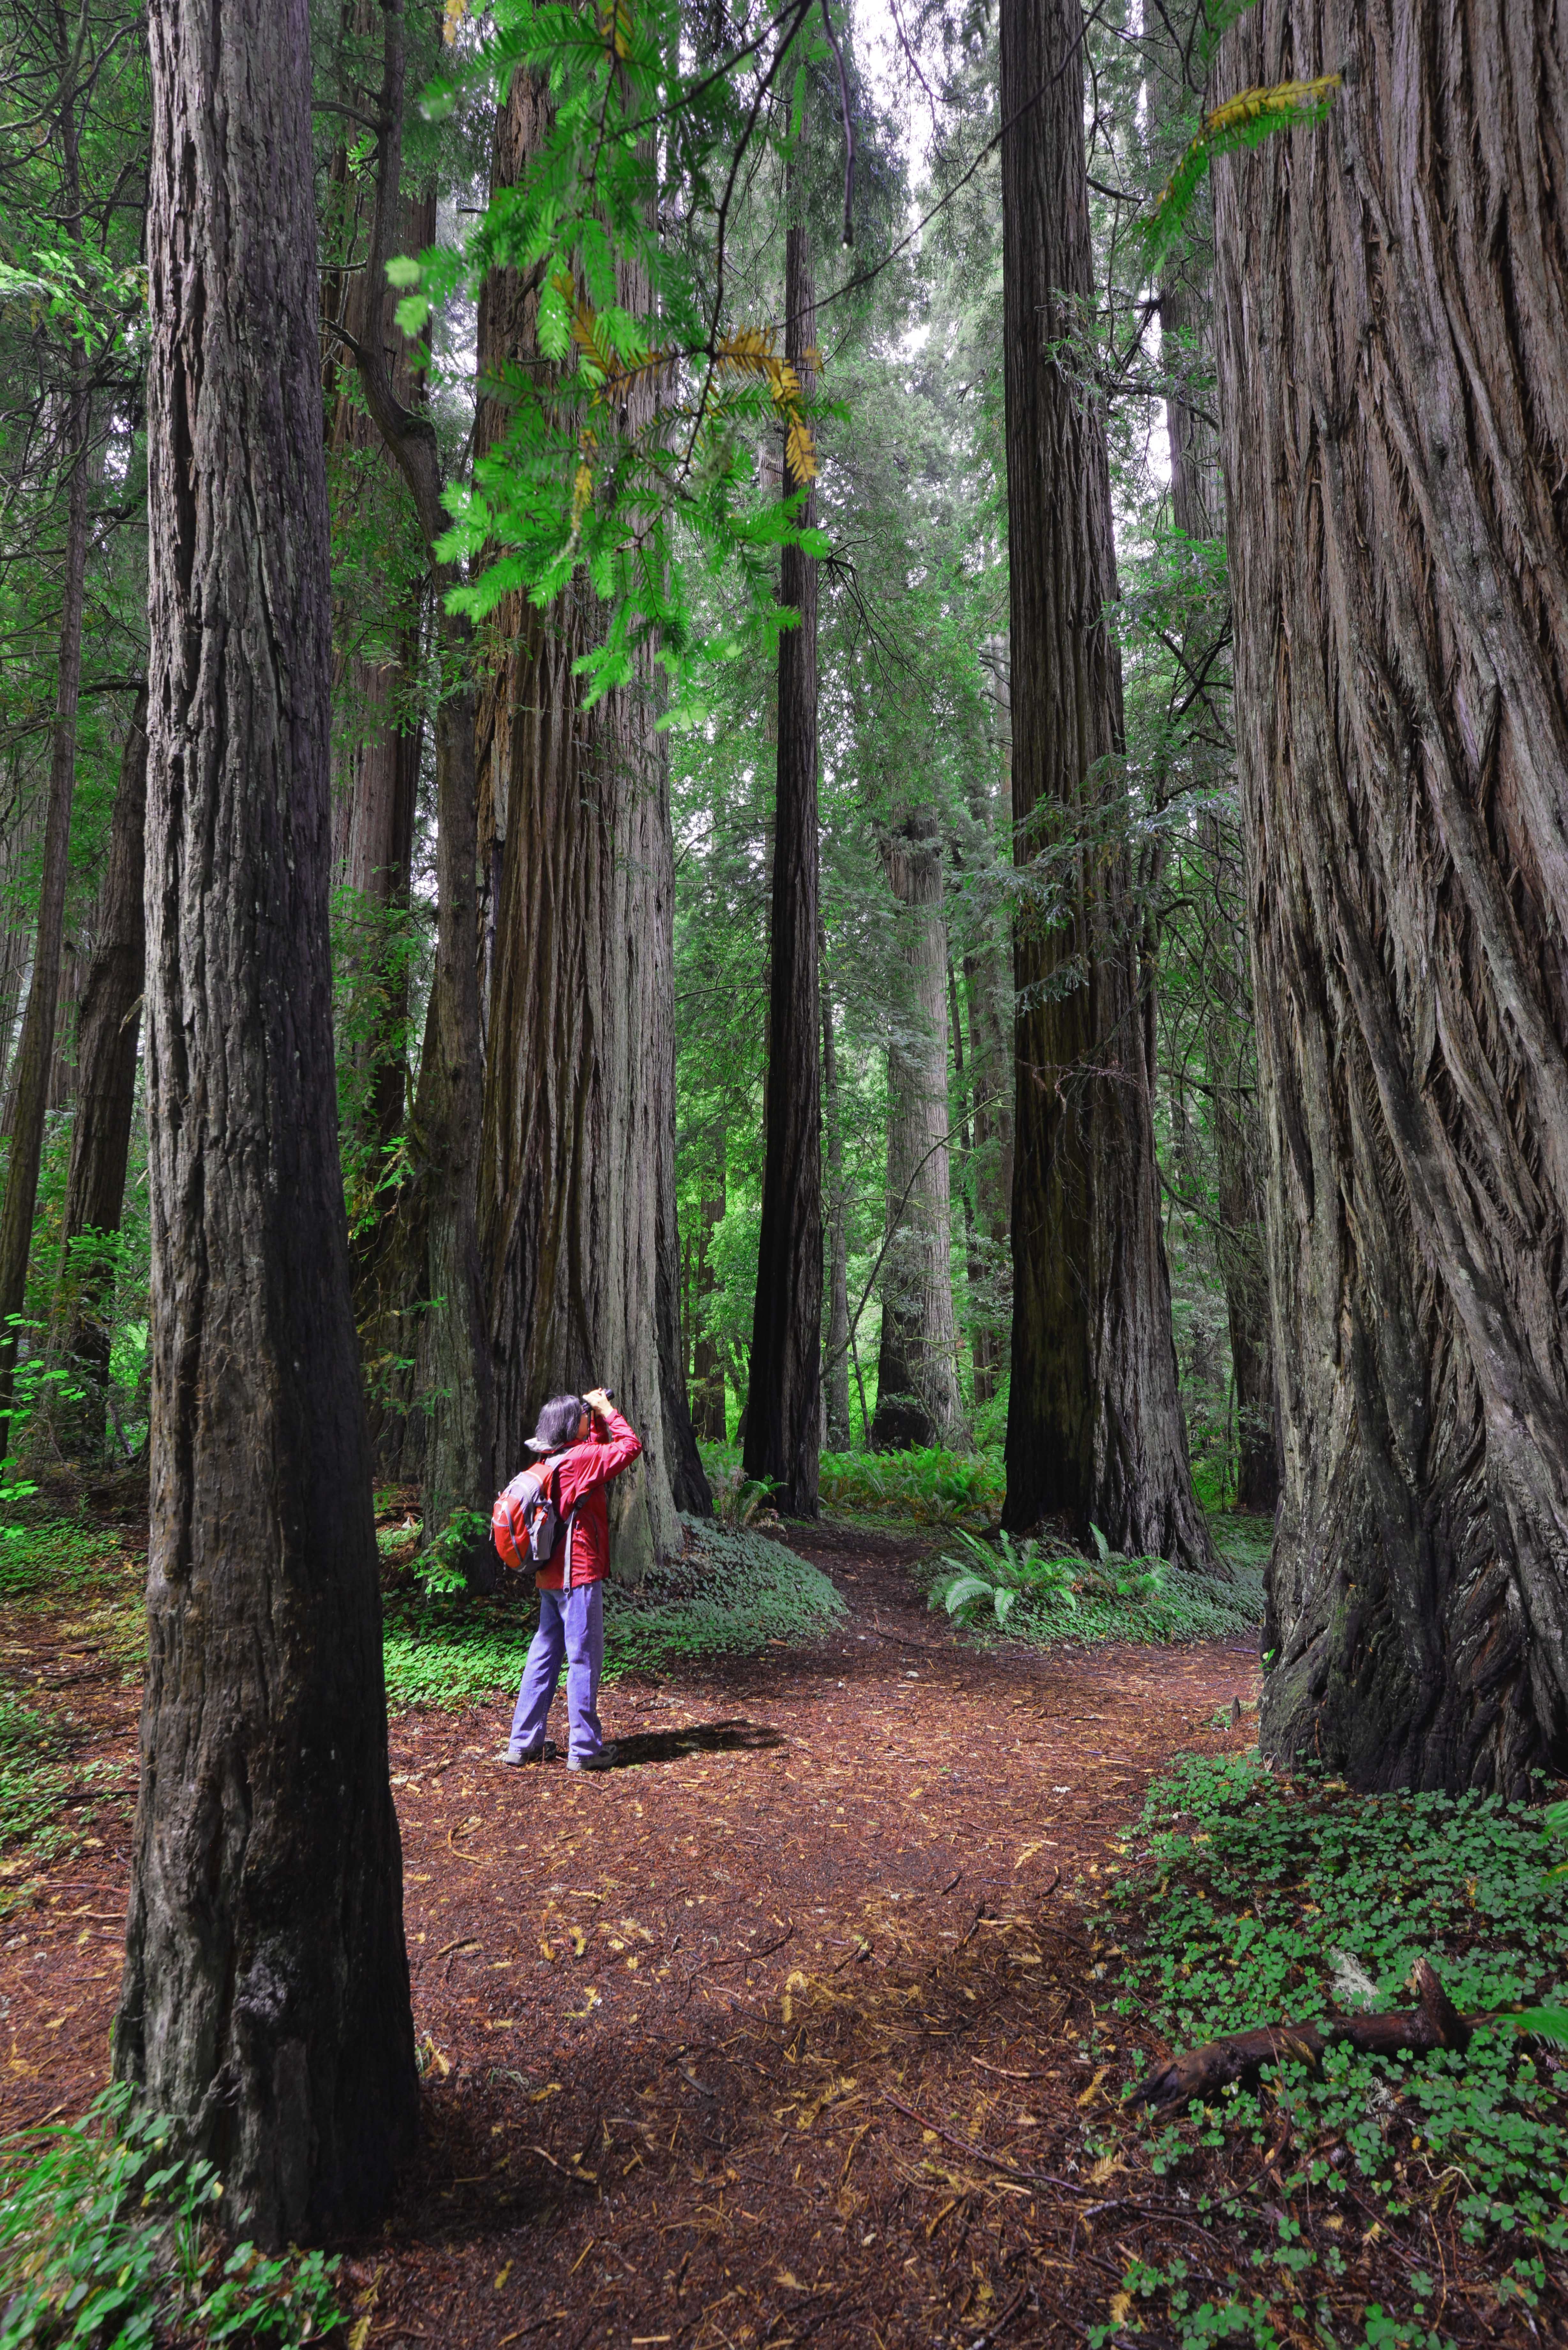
(871, 810, 968, 1450)
(115, 0, 418, 2238)
(1161, 209, 1279, 1516)
(743, 201, 822, 1516)
(691, 1139, 728, 1444)
(822, 989, 852, 1451)
(1215, 0, 1568, 1791)
(53, 688, 149, 1453)
(0, 375, 89, 1451)
(342, 0, 491, 1557)
(998, 0, 1212, 1566)
(475, 68, 708, 1568)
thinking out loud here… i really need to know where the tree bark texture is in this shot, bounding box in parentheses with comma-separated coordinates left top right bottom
(53, 689, 148, 1452)
(0, 372, 90, 1450)
(822, 989, 852, 1451)
(871, 812, 968, 1450)
(115, 0, 418, 2239)
(475, 69, 708, 1569)
(999, 0, 1212, 1567)
(1215, 0, 1568, 1792)
(1161, 201, 1279, 1516)
(744, 204, 823, 1516)
(343, 0, 491, 1553)
(691, 1140, 728, 1444)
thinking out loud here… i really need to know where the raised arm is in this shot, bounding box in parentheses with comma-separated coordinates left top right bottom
(553, 1397, 642, 1510)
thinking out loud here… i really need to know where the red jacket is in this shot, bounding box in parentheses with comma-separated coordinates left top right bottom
(532, 1407, 642, 1591)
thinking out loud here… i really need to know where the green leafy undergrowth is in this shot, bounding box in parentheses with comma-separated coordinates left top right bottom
(0, 1522, 120, 1606)
(0, 1690, 76, 1880)
(381, 1517, 845, 1711)
(920, 1526, 1264, 1649)
(0, 2084, 339, 2347)
(816, 1446, 1005, 1528)
(1086, 1755, 1568, 2345)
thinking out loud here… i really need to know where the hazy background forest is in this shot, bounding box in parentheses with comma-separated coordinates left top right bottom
(0, 0, 1268, 1526)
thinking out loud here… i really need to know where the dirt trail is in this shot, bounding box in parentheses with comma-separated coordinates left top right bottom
(0, 1523, 1260, 2345)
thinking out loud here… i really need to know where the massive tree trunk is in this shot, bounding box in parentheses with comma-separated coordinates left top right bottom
(998, 0, 1212, 1566)
(342, 0, 491, 1557)
(116, 0, 417, 2240)
(821, 988, 852, 1452)
(475, 69, 708, 1569)
(871, 811, 969, 1450)
(743, 196, 823, 1516)
(1215, 0, 1568, 1792)
(53, 689, 148, 1455)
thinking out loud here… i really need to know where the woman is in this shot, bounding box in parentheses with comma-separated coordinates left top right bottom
(500, 1385, 642, 1770)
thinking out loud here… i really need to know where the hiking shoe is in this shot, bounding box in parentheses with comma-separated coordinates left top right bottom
(567, 1744, 617, 1772)
(502, 1739, 557, 1765)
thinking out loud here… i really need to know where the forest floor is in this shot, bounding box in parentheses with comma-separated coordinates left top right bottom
(0, 1510, 1556, 2346)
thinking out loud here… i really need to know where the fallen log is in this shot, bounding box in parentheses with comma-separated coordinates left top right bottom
(1133, 1958, 1483, 2110)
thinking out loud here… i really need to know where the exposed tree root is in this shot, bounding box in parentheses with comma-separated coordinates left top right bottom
(1133, 1958, 1483, 2109)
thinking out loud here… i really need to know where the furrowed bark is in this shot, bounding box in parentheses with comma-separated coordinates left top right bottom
(691, 1137, 728, 1444)
(476, 67, 708, 1569)
(53, 688, 148, 1455)
(744, 192, 823, 1517)
(822, 988, 852, 1452)
(343, 0, 491, 1559)
(871, 809, 968, 1451)
(1215, 0, 1568, 1791)
(0, 28, 92, 1452)
(116, 0, 417, 2240)
(0, 382, 88, 1453)
(998, 0, 1212, 1568)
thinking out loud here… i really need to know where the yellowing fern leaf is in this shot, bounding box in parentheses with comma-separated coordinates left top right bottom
(597, 0, 635, 58)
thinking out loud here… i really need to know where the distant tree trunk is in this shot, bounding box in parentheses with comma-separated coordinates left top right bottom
(1161, 199, 1278, 1517)
(691, 1134, 728, 1443)
(822, 985, 852, 1451)
(872, 811, 968, 1450)
(326, 171, 432, 1188)
(999, 0, 1212, 1568)
(0, 376, 89, 1453)
(53, 689, 148, 1456)
(341, 0, 491, 1560)
(964, 645, 1015, 1412)
(1215, 0, 1568, 1792)
(475, 68, 708, 1567)
(744, 194, 822, 1516)
(115, 0, 417, 2240)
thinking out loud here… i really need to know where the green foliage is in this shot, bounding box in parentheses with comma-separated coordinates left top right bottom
(1091, 1758, 1568, 2343)
(0, 1689, 76, 1881)
(1143, 74, 1342, 270)
(816, 1448, 1006, 1527)
(931, 1525, 1081, 1627)
(381, 1517, 844, 1710)
(414, 0, 846, 709)
(920, 1525, 1263, 1648)
(0, 1521, 115, 1605)
(0, 2085, 340, 2348)
(412, 1506, 491, 1599)
(606, 1517, 845, 1669)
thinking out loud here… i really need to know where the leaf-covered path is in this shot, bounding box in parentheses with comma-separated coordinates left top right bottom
(0, 1523, 1260, 2344)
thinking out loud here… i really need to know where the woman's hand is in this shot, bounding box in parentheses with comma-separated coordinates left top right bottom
(583, 1385, 614, 1419)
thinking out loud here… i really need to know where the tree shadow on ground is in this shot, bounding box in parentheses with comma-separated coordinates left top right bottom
(605, 1717, 783, 1768)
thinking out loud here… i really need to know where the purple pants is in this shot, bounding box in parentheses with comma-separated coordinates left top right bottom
(509, 1581, 606, 1761)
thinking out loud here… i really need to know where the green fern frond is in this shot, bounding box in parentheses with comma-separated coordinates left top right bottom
(1143, 75, 1341, 270)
